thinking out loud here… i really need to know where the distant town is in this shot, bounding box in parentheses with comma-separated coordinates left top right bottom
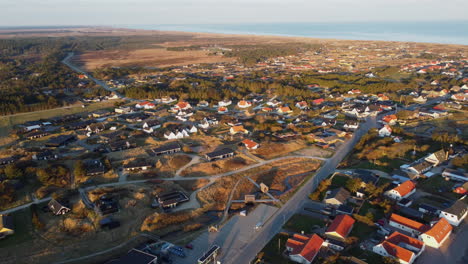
(0, 27, 467, 264)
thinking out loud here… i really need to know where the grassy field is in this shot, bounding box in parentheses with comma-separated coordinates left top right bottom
(283, 214, 326, 234)
(418, 176, 460, 200)
(0, 207, 33, 248)
(0, 100, 123, 137)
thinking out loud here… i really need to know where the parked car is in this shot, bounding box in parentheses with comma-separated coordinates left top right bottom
(185, 244, 193, 249)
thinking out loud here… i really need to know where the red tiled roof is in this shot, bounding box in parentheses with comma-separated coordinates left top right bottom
(387, 231, 424, 250)
(424, 218, 452, 243)
(312, 98, 325, 105)
(242, 139, 258, 149)
(176, 101, 189, 109)
(382, 241, 414, 263)
(392, 181, 416, 197)
(326, 214, 355, 238)
(390, 214, 427, 232)
(286, 234, 323, 262)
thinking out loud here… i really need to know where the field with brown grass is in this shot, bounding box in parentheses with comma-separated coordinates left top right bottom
(74, 48, 235, 70)
(252, 140, 308, 159)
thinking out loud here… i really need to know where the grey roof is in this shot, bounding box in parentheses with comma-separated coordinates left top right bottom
(152, 143, 181, 153)
(325, 187, 350, 203)
(206, 148, 234, 159)
(443, 199, 467, 219)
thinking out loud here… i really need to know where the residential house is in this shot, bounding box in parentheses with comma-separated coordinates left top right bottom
(419, 218, 452, 248)
(385, 181, 416, 201)
(389, 213, 427, 236)
(48, 199, 71, 216)
(324, 187, 350, 207)
(86, 123, 107, 134)
(152, 143, 181, 156)
(295, 101, 308, 110)
(241, 139, 259, 150)
(109, 141, 135, 152)
(343, 120, 359, 131)
(124, 161, 152, 172)
(84, 159, 106, 176)
(382, 114, 398, 125)
(25, 130, 49, 140)
(424, 150, 447, 166)
(402, 161, 433, 176)
(95, 196, 119, 215)
(325, 214, 355, 241)
(33, 150, 58, 161)
(278, 106, 293, 114)
(237, 100, 252, 108)
(442, 168, 468, 182)
(379, 125, 392, 137)
(312, 98, 325, 105)
(115, 106, 132, 114)
(142, 120, 161, 134)
(285, 234, 324, 264)
(373, 231, 425, 264)
(173, 101, 192, 111)
(205, 148, 235, 161)
(135, 101, 156, 109)
(0, 214, 14, 239)
(439, 199, 467, 226)
(413, 96, 427, 103)
(230, 125, 249, 135)
(218, 99, 232, 107)
(46, 135, 76, 147)
(218, 106, 229, 114)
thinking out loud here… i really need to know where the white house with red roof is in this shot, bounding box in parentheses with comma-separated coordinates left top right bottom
(419, 218, 452, 248)
(295, 101, 308, 110)
(379, 125, 392, 137)
(136, 101, 155, 109)
(385, 181, 416, 201)
(373, 231, 425, 264)
(389, 214, 428, 236)
(324, 214, 355, 241)
(173, 101, 191, 111)
(285, 234, 324, 264)
(241, 139, 259, 150)
(237, 100, 252, 108)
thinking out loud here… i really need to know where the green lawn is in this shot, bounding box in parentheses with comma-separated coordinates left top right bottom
(349, 222, 376, 240)
(0, 207, 33, 248)
(418, 176, 460, 199)
(260, 233, 295, 264)
(284, 214, 326, 234)
(331, 174, 349, 187)
(348, 161, 394, 173)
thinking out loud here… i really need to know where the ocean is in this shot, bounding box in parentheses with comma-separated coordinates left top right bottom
(124, 21, 468, 45)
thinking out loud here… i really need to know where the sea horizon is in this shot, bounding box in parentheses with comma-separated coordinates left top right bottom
(121, 21, 468, 45)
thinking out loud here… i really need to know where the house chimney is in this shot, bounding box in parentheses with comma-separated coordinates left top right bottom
(301, 231, 304, 235)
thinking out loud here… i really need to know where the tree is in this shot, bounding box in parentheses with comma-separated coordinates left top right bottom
(346, 178, 363, 193)
(4, 164, 23, 179)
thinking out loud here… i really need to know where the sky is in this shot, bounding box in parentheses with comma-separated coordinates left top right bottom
(1, 0, 467, 26)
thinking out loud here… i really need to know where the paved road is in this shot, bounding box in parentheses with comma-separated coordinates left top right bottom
(62, 53, 130, 101)
(221, 115, 378, 264)
(0, 197, 52, 215)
